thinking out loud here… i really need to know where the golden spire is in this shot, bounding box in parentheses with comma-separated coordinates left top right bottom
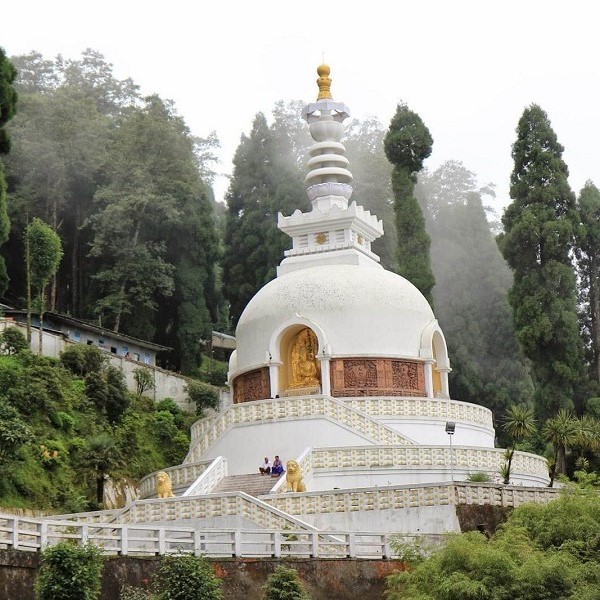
(316, 64, 332, 100)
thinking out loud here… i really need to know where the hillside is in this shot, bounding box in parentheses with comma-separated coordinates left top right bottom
(0, 329, 198, 513)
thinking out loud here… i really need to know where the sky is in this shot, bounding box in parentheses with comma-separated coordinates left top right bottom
(3, 0, 600, 216)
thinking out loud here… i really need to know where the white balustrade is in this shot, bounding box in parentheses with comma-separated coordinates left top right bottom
(139, 461, 214, 499)
(186, 396, 413, 464)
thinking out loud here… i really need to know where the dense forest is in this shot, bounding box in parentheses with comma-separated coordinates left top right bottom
(1, 49, 600, 487)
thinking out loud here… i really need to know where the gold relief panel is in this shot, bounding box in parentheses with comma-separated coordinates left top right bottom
(331, 358, 425, 397)
(233, 368, 270, 403)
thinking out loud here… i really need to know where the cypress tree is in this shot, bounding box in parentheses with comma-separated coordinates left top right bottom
(384, 102, 434, 304)
(0, 47, 17, 297)
(499, 104, 585, 416)
(576, 180, 600, 384)
(222, 113, 306, 327)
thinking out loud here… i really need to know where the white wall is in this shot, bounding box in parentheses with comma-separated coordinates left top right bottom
(381, 418, 495, 448)
(203, 418, 379, 475)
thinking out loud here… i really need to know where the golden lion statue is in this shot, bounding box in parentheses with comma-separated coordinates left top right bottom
(156, 471, 174, 498)
(285, 460, 306, 493)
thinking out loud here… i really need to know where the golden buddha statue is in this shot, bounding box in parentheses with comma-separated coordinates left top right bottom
(289, 327, 321, 388)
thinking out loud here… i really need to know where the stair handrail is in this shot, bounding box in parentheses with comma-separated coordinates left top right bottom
(182, 457, 228, 496)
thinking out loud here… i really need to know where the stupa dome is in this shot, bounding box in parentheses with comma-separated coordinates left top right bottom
(234, 264, 435, 372)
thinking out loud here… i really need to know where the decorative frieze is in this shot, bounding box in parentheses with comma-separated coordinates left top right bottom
(330, 358, 426, 397)
(233, 368, 270, 403)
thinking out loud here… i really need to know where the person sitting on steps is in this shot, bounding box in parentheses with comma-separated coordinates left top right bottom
(259, 457, 271, 474)
(271, 455, 284, 477)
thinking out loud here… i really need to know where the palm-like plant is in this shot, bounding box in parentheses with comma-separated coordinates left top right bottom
(542, 409, 579, 486)
(501, 405, 536, 485)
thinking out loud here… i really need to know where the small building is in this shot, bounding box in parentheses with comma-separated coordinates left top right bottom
(3, 310, 170, 366)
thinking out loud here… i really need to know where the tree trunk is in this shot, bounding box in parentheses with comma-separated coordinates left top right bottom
(590, 254, 600, 383)
(113, 218, 142, 333)
(38, 287, 45, 356)
(25, 223, 32, 343)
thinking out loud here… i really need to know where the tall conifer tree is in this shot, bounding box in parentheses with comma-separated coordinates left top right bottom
(222, 113, 306, 327)
(0, 48, 18, 296)
(499, 104, 585, 416)
(384, 103, 434, 304)
(576, 181, 600, 384)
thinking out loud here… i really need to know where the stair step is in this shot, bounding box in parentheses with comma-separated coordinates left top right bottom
(212, 473, 283, 496)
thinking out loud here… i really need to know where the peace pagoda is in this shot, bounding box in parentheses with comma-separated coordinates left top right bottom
(125, 66, 551, 537)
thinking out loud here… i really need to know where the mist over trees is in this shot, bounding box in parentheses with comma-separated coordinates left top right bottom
(415, 161, 532, 422)
(3, 48, 600, 480)
(3, 50, 220, 373)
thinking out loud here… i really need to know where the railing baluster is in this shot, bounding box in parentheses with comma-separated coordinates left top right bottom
(234, 530, 242, 557)
(347, 533, 355, 558)
(273, 531, 281, 558)
(121, 526, 128, 555)
(311, 531, 318, 558)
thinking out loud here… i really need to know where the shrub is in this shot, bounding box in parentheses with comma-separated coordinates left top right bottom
(0, 327, 29, 354)
(35, 542, 103, 600)
(0, 400, 31, 467)
(61, 345, 107, 377)
(263, 565, 310, 600)
(134, 367, 155, 395)
(466, 472, 492, 483)
(120, 585, 155, 600)
(186, 381, 219, 415)
(154, 554, 222, 600)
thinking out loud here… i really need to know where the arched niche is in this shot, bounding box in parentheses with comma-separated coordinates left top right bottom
(420, 320, 451, 398)
(279, 326, 321, 394)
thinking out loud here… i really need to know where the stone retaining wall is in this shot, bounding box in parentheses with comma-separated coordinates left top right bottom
(0, 550, 404, 600)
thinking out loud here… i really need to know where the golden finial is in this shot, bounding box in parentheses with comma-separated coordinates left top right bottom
(316, 64, 332, 100)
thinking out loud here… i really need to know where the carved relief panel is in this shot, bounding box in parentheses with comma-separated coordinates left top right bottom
(330, 358, 425, 397)
(233, 368, 270, 403)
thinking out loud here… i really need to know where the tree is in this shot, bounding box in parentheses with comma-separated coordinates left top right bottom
(502, 404, 536, 484)
(576, 181, 600, 384)
(263, 565, 310, 600)
(543, 409, 579, 485)
(83, 433, 121, 505)
(384, 103, 434, 304)
(222, 112, 307, 326)
(415, 161, 532, 423)
(35, 542, 103, 600)
(0, 400, 31, 468)
(154, 554, 222, 600)
(344, 117, 396, 270)
(0, 47, 18, 296)
(499, 104, 585, 417)
(25, 217, 63, 349)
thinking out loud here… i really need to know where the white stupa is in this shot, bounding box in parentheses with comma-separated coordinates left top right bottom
(133, 66, 550, 536)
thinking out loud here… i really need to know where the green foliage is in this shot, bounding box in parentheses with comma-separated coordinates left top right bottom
(386, 491, 600, 600)
(0, 351, 189, 511)
(60, 344, 107, 376)
(134, 366, 155, 395)
(499, 104, 585, 417)
(0, 47, 18, 295)
(154, 554, 222, 600)
(344, 117, 396, 270)
(263, 565, 310, 600)
(222, 111, 308, 327)
(384, 103, 434, 304)
(502, 404, 536, 484)
(543, 409, 579, 482)
(26, 217, 63, 291)
(35, 542, 103, 600)
(186, 380, 219, 415)
(466, 472, 492, 483)
(0, 326, 29, 354)
(85, 365, 129, 423)
(576, 180, 600, 383)
(0, 399, 31, 466)
(120, 586, 154, 600)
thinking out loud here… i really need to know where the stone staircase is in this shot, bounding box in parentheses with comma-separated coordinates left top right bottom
(211, 473, 282, 497)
